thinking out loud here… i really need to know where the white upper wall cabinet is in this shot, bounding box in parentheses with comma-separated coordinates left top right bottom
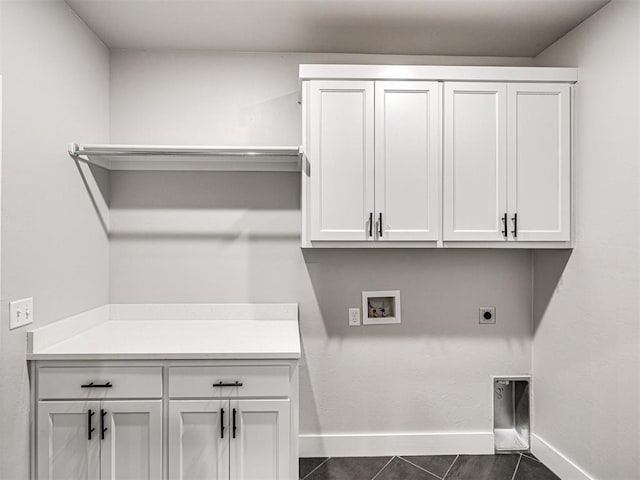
(443, 83, 508, 241)
(508, 83, 571, 242)
(300, 65, 575, 248)
(375, 81, 441, 241)
(309, 80, 375, 241)
(443, 82, 571, 243)
(306, 80, 440, 243)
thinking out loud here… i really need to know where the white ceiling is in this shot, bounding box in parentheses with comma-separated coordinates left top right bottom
(66, 0, 609, 57)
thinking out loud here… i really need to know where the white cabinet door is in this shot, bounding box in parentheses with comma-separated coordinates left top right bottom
(37, 401, 101, 480)
(444, 83, 508, 241)
(309, 80, 375, 241)
(100, 400, 162, 480)
(508, 83, 571, 241)
(375, 81, 441, 241)
(169, 400, 229, 480)
(230, 399, 290, 480)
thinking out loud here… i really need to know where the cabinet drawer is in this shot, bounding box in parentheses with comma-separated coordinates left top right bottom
(169, 366, 289, 398)
(38, 366, 163, 399)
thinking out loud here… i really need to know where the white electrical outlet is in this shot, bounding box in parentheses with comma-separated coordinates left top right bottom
(10, 297, 33, 330)
(479, 306, 496, 324)
(348, 308, 361, 327)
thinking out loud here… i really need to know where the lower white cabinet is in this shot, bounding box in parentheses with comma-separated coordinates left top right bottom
(169, 399, 290, 480)
(33, 361, 298, 480)
(230, 399, 290, 480)
(169, 400, 229, 480)
(100, 401, 163, 480)
(37, 401, 100, 480)
(37, 400, 162, 480)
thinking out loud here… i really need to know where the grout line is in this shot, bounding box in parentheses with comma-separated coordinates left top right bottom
(371, 456, 396, 480)
(397, 456, 442, 479)
(302, 457, 330, 480)
(522, 453, 541, 463)
(510, 454, 523, 480)
(442, 455, 459, 479)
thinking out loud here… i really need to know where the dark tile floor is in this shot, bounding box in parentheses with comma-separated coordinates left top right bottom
(299, 453, 559, 480)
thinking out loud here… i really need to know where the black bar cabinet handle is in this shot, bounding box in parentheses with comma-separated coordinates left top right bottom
(368, 212, 373, 237)
(501, 213, 508, 238)
(213, 381, 243, 387)
(220, 408, 225, 439)
(378, 213, 383, 238)
(81, 382, 113, 388)
(100, 409, 107, 440)
(232, 408, 237, 439)
(512, 213, 518, 238)
(87, 409, 95, 440)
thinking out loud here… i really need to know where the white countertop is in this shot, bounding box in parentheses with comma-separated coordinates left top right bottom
(27, 304, 300, 360)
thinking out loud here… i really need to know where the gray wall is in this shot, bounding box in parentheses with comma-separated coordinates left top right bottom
(109, 50, 534, 440)
(0, 2, 110, 477)
(533, 1, 639, 478)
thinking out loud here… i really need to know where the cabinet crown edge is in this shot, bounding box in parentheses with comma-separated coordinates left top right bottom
(299, 64, 577, 83)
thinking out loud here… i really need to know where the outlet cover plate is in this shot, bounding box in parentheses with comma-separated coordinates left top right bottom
(10, 297, 33, 330)
(479, 306, 496, 324)
(349, 308, 361, 327)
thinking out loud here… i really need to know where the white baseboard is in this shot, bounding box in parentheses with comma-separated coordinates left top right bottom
(532, 434, 593, 480)
(299, 432, 494, 458)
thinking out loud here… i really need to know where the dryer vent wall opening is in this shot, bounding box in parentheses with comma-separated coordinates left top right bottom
(493, 376, 530, 453)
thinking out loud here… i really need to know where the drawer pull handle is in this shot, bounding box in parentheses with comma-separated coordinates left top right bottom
(87, 409, 96, 440)
(81, 382, 113, 388)
(213, 381, 243, 387)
